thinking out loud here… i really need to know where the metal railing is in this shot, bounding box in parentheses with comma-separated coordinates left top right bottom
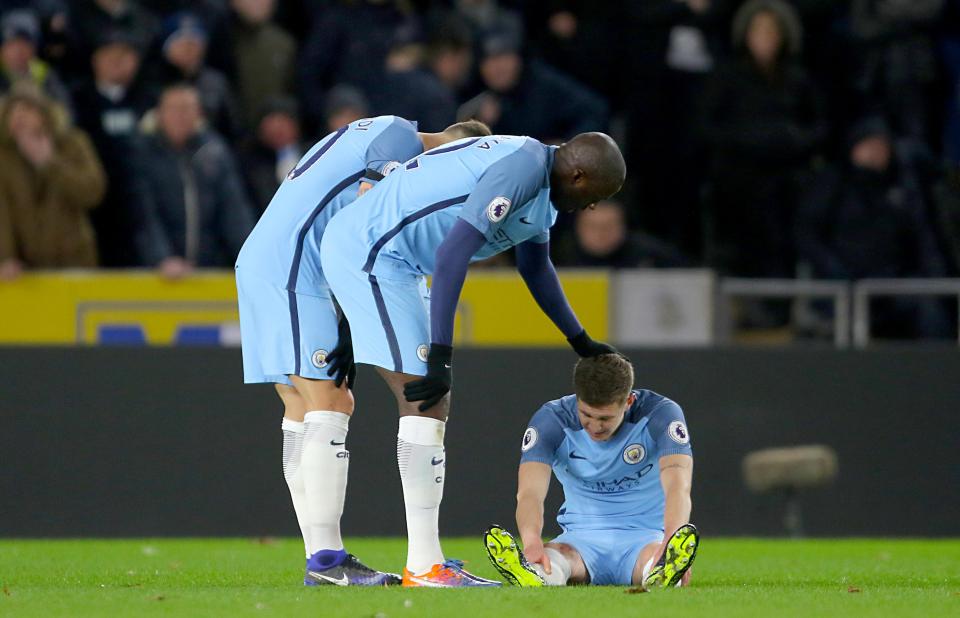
(852, 279, 960, 346)
(716, 279, 851, 347)
(717, 278, 960, 347)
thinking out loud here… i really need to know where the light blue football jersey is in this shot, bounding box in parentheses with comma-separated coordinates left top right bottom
(236, 116, 422, 293)
(323, 135, 559, 279)
(520, 390, 693, 532)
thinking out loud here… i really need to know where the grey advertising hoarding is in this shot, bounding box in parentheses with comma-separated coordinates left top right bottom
(1, 347, 957, 537)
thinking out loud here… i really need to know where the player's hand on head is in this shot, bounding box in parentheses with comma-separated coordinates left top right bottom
(567, 330, 617, 358)
(325, 311, 357, 390)
(402, 343, 452, 412)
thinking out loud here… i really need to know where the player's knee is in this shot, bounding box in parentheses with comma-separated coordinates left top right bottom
(400, 392, 449, 421)
(291, 376, 355, 414)
(318, 382, 354, 414)
(275, 384, 308, 420)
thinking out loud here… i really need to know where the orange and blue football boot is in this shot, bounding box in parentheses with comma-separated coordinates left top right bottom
(402, 559, 502, 587)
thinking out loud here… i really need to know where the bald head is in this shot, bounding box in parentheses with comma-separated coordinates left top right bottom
(550, 132, 626, 213)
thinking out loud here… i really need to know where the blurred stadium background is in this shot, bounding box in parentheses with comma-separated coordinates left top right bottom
(1, 0, 959, 552)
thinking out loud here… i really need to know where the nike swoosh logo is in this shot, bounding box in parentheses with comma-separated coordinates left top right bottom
(519, 217, 532, 224)
(307, 571, 349, 585)
(330, 440, 346, 446)
(431, 456, 444, 465)
(444, 364, 451, 369)
(569, 451, 587, 460)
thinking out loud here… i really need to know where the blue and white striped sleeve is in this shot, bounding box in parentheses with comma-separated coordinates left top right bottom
(458, 145, 545, 242)
(519, 405, 565, 465)
(647, 399, 693, 458)
(364, 117, 422, 183)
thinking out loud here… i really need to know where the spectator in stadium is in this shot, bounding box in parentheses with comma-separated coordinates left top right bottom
(158, 11, 241, 143)
(71, 28, 157, 267)
(424, 13, 475, 101)
(0, 10, 72, 110)
(298, 0, 415, 132)
(323, 84, 368, 134)
(455, 0, 523, 49)
(556, 200, 688, 269)
(67, 0, 160, 77)
(0, 84, 106, 277)
(457, 33, 608, 143)
(228, 0, 295, 132)
(699, 0, 825, 279)
(368, 24, 457, 132)
(614, 0, 725, 258)
(795, 117, 950, 337)
(849, 0, 944, 142)
(238, 96, 304, 214)
(524, 1, 632, 103)
(130, 83, 254, 278)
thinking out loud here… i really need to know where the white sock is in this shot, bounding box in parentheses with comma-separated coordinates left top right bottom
(302, 410, 350, 554)
(530, 547, 571, 586)
(281, 419, 310, 558)
(397, 416, 446, 574)
(641, 556, 655, 582)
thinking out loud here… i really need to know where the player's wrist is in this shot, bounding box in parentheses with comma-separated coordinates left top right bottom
(567, 330, 593, 356)
(518, 527, 543, 547)
(521, 537, 544, 554)
(566, 329, 618, 357)
(427, 343, 453, 369)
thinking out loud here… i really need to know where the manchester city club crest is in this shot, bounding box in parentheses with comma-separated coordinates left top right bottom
(416, 344, 429, 363)
(311, 349, 328, 369)
(623, 443, 646, 464)
(521, 427, 538, 451)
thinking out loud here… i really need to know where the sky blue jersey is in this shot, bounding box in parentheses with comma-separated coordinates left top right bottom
(520, 390, 693, 532)
(236, 115, 422, 293)
(325, 135, 559, 280)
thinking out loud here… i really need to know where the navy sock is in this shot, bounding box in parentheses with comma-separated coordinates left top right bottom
(308, 549, 347, 570)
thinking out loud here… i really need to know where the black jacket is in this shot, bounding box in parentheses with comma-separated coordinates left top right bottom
(131, 129, 254, 266)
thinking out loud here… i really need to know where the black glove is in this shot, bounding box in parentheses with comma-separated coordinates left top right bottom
(325, 306, 357, 389)
(403, 343, 452, 412)
(567, 330, 618, 358)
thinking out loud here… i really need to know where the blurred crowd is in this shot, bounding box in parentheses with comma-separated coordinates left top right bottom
(0, 1, 959, 305)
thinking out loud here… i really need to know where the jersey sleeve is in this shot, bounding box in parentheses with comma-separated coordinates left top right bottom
(364, 117, 422, 183)
(458, 144, 546, 242)
(646, 399, 693, 458)
(519, 404, 566, 465)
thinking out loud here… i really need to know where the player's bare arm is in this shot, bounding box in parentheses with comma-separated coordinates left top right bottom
(516, 462, 553, 572)
(659, 454, 695, 586)
(660, 454, 694, 539)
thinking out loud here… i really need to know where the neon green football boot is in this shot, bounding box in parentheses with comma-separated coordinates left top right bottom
(483, 525, 545, 587)
(643, 523, 700, 590)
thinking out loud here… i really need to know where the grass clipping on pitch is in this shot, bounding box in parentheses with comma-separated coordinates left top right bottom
(0, 537, 958, 617)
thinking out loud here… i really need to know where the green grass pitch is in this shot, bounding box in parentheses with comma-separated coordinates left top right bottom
(1, 538, 958, 617)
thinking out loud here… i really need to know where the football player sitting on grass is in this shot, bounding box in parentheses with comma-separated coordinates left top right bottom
(484, 354, 699, 589)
